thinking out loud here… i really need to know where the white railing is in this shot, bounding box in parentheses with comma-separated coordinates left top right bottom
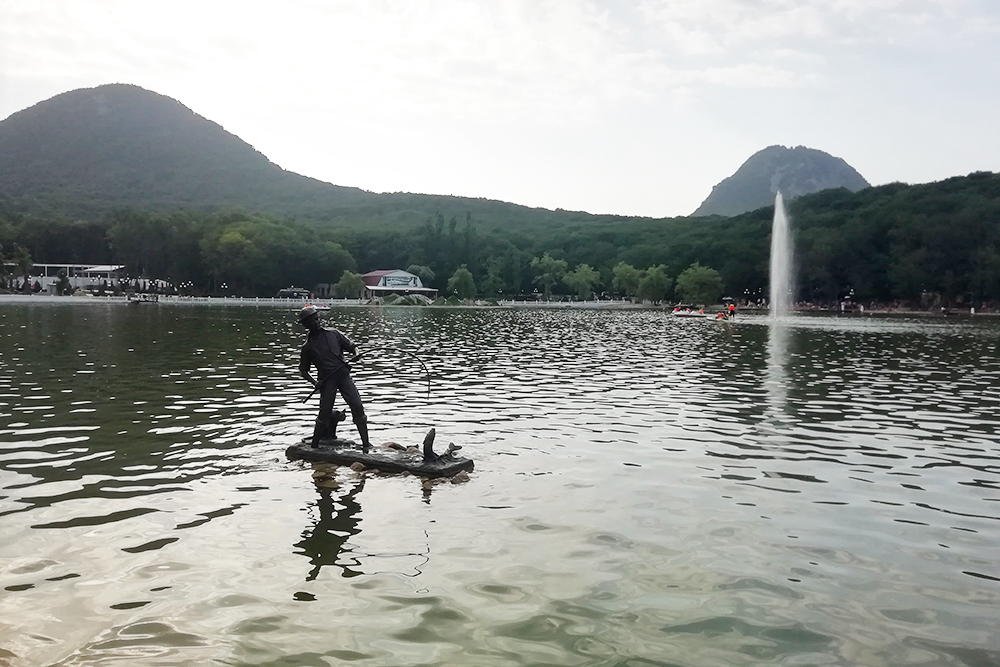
(1, 294, 655, 309)
(156, 296, 366, 307)
(0, 294, 367, 307)
(496, 299, 643, 308)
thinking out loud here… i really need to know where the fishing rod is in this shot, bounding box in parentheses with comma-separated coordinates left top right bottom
(301, 345, 431, 402)
(301, 351, 366, 403)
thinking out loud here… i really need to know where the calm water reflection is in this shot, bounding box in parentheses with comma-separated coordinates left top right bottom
(1, 302, 999, 666)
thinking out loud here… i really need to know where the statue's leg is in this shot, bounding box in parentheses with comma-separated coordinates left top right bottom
(311, 381, 336, 447)
(339, 376, 370, 451)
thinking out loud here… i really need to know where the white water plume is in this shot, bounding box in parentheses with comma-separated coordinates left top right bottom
(769, 191, 793, 319)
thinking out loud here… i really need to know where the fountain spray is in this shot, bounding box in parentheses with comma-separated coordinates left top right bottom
(769, 192, 793, 319)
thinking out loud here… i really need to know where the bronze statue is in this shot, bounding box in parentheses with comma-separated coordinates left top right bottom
(298, 306, 371, 451)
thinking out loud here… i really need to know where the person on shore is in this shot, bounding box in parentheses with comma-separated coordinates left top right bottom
(297, 305, 371, 451)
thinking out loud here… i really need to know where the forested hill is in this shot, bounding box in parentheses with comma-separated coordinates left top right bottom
(2, 85, 998, 307)
(2, 168, 998, 306)
(693, 145, 870, 217)
(0, 84, 602, 230)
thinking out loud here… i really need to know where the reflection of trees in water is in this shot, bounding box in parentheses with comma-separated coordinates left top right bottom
(295, 478, 366, 580)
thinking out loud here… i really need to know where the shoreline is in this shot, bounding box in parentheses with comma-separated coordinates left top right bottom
(0, 293, 994, 317)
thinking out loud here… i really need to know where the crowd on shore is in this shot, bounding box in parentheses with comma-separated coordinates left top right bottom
(791, 300, 997, 315)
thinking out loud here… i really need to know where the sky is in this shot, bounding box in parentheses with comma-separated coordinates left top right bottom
(1, 0, 998, 218)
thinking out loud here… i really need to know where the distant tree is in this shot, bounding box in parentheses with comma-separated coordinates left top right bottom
(311, 240, 356, 289)
(448, 264, 476, 299)
(970, 245, 1000, 302)
(563, 263, 601, 299)
(617, 243, 669, 271)
(612, 262, 643, 299)
(531, 253, 567, 299)
(637, 264, 672, 303)
(13, 244, 32, 291)
(406, 264, 436, 286)
(195, 213, 354, 295)
(502, 244, 529, 294)
(0, 244, 8, 289)
(335, 270, 366, 299)
(109, 210, 201, 282)
(213, 229, 256, 290)
(462, 212, 477, 269)
(675, 262, 724, 304)
(479, 255, 504, 296)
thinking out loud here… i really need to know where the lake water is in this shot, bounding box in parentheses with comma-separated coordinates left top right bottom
(1, 302, 999, 666)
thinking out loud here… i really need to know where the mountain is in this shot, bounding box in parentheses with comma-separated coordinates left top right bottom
(0, 84, 578, 228)
(1, 85, 877, 229)
(692, 145, 870, 217)
(0, 84, 383, 216)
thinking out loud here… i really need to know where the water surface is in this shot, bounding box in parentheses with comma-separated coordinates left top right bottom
(1, 302, 999, 666)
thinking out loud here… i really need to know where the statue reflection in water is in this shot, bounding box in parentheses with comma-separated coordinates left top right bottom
(295, 466, 443, 581)
(294, 472, 366, 580)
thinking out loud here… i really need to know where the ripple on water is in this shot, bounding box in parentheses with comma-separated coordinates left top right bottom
(1, 305, 1000, 665)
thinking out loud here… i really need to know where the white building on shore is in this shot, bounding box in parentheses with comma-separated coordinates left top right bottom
(13, 264, 128, 293)
(361, 270, 438, 300)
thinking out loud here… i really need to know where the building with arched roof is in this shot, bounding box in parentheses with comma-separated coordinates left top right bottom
(361, 270, 437, 299)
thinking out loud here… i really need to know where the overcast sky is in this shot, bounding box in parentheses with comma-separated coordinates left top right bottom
(2, 0, 998, 217)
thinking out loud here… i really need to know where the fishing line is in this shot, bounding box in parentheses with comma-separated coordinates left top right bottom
(361, 345, 432, 401)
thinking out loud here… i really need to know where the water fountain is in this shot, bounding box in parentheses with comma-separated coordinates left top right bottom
(765, 191, 793, 420)
(769, 191, 792, 319)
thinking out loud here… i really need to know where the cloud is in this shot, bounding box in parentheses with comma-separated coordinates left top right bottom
(4, 0, 997, 113)
(1, 0, 998, 216)
(0, 0, 818, 121)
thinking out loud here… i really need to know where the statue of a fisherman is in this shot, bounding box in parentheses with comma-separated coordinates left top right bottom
(297, 305, 371, 451)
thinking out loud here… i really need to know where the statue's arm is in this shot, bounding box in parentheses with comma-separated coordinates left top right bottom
(299, 347, 316, 386)
(339, 330, 357, 356)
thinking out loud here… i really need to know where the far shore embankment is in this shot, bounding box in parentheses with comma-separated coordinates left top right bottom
(0, 293, 651, 309)
(0, 293, 993, 317)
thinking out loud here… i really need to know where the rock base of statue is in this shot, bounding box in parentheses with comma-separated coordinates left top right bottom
(285, 428, 473, 478)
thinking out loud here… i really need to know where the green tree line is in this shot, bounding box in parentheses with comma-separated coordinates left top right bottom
(1, 171, 998, 305)
(0, 209, 356, 296)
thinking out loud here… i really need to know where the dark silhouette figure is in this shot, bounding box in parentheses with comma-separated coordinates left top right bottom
(297, 306, 371, 450)
(295, 479, 366, 580)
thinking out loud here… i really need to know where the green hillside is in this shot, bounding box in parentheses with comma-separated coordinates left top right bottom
(0, 84, 617, 234)
(2, 171, 998, 305)
(0, 84, 369, 218)
(1, 84, 997, 306)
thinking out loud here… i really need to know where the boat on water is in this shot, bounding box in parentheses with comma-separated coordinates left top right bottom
(671, 305, 707, 318)
(126, 292, 159, 304)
